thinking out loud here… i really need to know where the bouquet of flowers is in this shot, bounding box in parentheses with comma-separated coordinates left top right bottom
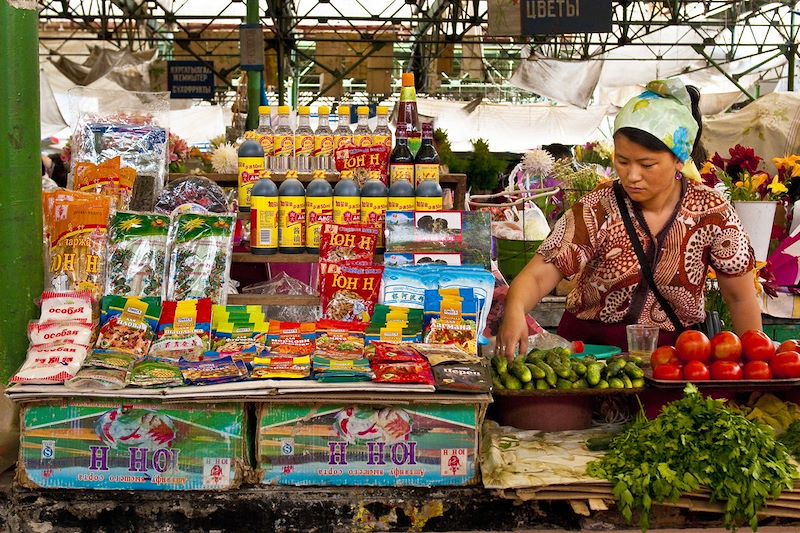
(700, 144, 787, 201)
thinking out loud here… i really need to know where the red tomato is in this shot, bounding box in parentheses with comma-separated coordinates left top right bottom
(740, 330, 776, 362)
(743, 361, 773, 380)
(771, 351, 800, 379)
(683, 361, 710, 381)
(650, 346, 680, 368)
(710, 331, 742, 362)
(653, 364, 683, 381)
(777, 340, 800, 354)
(675, 330, 711, 363)
(710, 360, 743, 381)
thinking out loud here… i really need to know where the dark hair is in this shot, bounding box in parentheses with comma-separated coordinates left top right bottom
(614, 84, 706, 163)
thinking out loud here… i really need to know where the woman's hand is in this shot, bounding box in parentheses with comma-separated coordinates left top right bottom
(496, 304, 529, 361)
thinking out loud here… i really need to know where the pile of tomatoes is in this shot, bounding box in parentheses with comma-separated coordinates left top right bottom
(651, 330, 800, 381)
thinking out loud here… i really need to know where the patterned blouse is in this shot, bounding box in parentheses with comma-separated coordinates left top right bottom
(538, 180, 755, 330)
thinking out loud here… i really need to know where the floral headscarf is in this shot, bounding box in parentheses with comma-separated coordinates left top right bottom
(614, 79, 701, 181)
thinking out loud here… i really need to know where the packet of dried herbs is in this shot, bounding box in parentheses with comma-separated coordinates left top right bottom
(106, 212, 169, 297)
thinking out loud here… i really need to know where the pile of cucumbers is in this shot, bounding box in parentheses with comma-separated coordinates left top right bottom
(491, 347, 645, 391)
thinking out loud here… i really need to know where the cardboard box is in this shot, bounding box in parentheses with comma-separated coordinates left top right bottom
(257, 399, 485, 487)
(17, 399, 248, 491)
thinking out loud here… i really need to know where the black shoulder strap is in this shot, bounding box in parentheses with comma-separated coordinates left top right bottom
(612, 181, 684, 332)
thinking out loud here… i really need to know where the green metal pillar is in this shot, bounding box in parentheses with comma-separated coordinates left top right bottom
(0, 0, 43, 384)
(246, 0, 261, 130)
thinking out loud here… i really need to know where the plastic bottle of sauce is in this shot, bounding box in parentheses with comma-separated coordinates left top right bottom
(372, 106, 392, 150)
(414, 122, 440, 189)
(398, 72, 421, 156)
(415, 180, 443, 212)
(250, 174, 279, 255)
(353, 106, 373, 147)
(333, 105, 353, 152)
(237, 138, 265, 212)
(257, 106, 274, 173)
(272, 105, 294, 174)
(333, 171, 361, 225)
(388, 179, 415, 213)
(294, 106, 315, 174)
(389, 122, 415, 186)
(314, 106, 334, 172)
(278, 177, 306, 253)
(361, 173, 388, 253)
(305, 172, 333, 253)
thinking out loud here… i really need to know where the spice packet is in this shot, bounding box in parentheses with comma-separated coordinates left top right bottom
(28, 321, 94, 347)
(319, 223, 379, 263)
(152, 299, 212, 360)
(11, 344, 89, 384)
(95, 296, 161, 357)
(422, 289, 479, 355)
(251, 354, 311, 379)
(42, 190, 113, 301)
(312, 356, 374, 382)
(371, 361, 434, 385)
(165, 213, 234, 304)
(365, 342, 427, 364)
(314, 320, 366, 360)
(66, 367, 128, 390)
(39, 291, 94, 325)
(128, 357, 184, 387)
(84, 350, 137, 371)
(179, 355, 249, 385)
(413, 343, 480, 366)
(432, 364, 490, 393)
(106, 212, 169, 297)
(320, 265, 384, 322)
(267, 321, 316, 356)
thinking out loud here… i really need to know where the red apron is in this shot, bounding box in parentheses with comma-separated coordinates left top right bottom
(557, 311, 681, 352)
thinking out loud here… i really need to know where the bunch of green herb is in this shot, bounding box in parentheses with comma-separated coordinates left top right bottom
(587, 384, 797, 531)
(778, 420, 800, 462)
(551, 159, 599, 212)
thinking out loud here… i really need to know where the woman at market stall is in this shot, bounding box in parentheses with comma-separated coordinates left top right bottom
(497, 79, 762, 359)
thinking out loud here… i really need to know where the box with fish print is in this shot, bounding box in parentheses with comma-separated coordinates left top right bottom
(17, 399, 247, 491)
(257, 401, 485, 487)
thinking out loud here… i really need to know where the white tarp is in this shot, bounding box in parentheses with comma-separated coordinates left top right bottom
(510, 54, 603, 109)
(417, 98, 610, 151)
(702, 92, 800, 174)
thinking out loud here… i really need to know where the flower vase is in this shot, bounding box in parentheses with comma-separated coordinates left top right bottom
(734, 201, 777, 262)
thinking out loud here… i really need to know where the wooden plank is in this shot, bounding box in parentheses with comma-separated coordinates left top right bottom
(227, 294, 320, 306)
(588, 498, 609, 511)
(569, 500, 591, 516)
(232, 252, 383, 264)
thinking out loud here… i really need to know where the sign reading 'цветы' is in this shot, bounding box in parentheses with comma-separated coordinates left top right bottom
(521, 0, 612, 35)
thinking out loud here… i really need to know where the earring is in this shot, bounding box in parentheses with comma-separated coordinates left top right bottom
(675, 171, 682, 181)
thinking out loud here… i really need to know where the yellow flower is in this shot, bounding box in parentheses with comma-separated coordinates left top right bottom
(773, 155, 800, 171)
(700, 161, 715, 175)
(767, 175, 788, 195)
(792, 165, 800, 178)
(751, 173, 768, 189)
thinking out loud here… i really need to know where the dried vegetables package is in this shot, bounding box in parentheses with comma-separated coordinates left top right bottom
(38, 291, 94, 325)
(66, 367, 128, 390)
(314, 320, 366, 360)
(128, 357, 184, 387)
(106, 212, 169, 297)
(320, 265, 384, 322)
(151, 299, 212, 361)
(266, 321, 316, 356)
(251, 355, 311, 379)
(371, 361, 434, 385)
(28, 321, 94, 347)
(179, 355, 249, 385)
(11, 344, 89, 384)
(95, 296, 161, 357)
(42, 191, 113, 301)
(432, 364, 490, 393)
(166, 213, 234, 304)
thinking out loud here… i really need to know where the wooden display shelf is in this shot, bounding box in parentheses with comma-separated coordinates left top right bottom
(169, 172, 468, 210)
(233, 252, 383, 263)
(227, 293, 319, 306)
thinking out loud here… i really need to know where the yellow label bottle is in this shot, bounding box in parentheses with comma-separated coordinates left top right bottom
(250, 179, 279, 255)
(305, 196, 333, 252)
(278, 178, 306, 253)
(414, 163, 440, 189)
(237, 139, 265, 212)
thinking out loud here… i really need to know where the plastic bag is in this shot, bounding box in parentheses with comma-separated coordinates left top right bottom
(106, 212, 170, 297)
(242, 272, 320, 323)
(154, 176, 229, 215)
(527, 330, 573, 352)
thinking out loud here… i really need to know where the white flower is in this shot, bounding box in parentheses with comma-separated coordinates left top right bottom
(211, 143, 239, 174)
(521, 149, 555, 177)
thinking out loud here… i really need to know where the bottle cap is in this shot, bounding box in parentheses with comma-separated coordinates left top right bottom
(299, 106, 310, 115)
(357, 106, 369, 115)
(258, 106, 270, 115)
(278, 105, 291, 114)
(338, 105, 350, 115)
(318, 106, 330, 114)
(377, 106, 388, 115)
(402, 72, 414, 87)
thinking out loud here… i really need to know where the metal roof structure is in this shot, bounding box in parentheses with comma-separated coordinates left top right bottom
(37, 1, 800, 104)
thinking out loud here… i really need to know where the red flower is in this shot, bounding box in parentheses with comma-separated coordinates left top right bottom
(727, 144, 762, 175)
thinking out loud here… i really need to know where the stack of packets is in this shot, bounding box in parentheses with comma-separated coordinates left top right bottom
(365, 305, 423, 345)
(318, 224, 384, 323)
(211, 304, 269, 366)
(69, 295, 162, 390)
(251, 322, 314, 379)
(380, 265, 495, 342)
(312, 320, 373, 382)
(365, 342, 434, 385)
(12, 291, 94, 385)
(422, 289, 479, 355)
